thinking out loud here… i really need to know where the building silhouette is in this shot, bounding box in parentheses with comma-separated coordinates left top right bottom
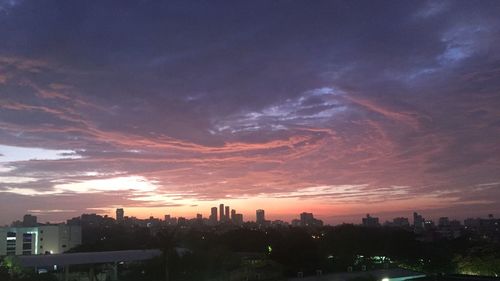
(298, 212, 323, 227)
(362, 214, 380, 227)
(219, 204, 225, 222)
(233, 214, 243, 225)
(256, 209, 265, 225)
(22, 214, 37, 227)
(210, 207, 218, 224)
(116, 208, 124, 222)
(225, 206, 230, 222)
(413, 212, 424, 232)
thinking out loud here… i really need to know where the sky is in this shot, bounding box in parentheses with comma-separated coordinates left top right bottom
(1, 0, 500, 225)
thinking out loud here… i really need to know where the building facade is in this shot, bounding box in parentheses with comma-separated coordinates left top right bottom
(0, 225, 81, 256)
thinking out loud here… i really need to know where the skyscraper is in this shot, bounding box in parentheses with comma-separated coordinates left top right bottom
(116, 208, 124, 222)
(210, 207, 218, 224)
(256, 209, 265, 225)
(231, 209, 236, 221)
(225, 206, 230, 222)
(413, 212, 424, 232)
(219, 204, 224, 222)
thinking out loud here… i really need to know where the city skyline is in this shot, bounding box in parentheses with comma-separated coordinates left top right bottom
(1, 1, 500, 225)
(2, 204, 497, 228)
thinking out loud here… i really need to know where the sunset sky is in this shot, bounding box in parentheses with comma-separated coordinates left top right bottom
(1, 1, 500, 225)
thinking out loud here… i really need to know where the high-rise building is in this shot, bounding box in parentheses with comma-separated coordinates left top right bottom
(413, 212, 424, 230)
(231, 209, 236, 221)
(225, 206, 230, 222)
(300, 212, 314, 225)
(233, 214, 244, 226)
(177, 217, 187, 226)
(393, 217, 410, 227)
(116, 208, 124, 222)
(362, 214, 380, 227)
(299, 212, 323, 227)
(464, 218, 480, 228)
(219, 204, 225, 222)
(22, 214, 37, 227)
(210, 207, 218, 224)
(438, 217, 450, 227)
(256, 209, 265, 225)
(164, 214, 177, 225)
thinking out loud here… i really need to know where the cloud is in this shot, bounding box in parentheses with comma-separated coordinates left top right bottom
(0, 187, 59, 196)
(0, 145, 81, 163)
(27, 209, 75, 214)
(0, 1, 500, 223)
(53, 176, 158, 194)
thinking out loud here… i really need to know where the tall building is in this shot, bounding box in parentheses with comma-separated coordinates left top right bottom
(393, 217, 410, 227)
(22, 214, 37, 227)
(164, 214, 177, 225)
(225, 206, 230, 222)
(413, 212, 424, 231)
(256, 209, 265, 225)
(219, 204, 225, 222)
(300, 212, 323, 227)
(464, 218, 480, 228)
(300, 212, 314, 225)
(438, 217, 450, 227)
(210, 207, 218, 224)
(231, 209, 236, 221)
(233, 214, 244, 226)
(116, 208, 124, 222)
(0, 225, 81, 256)
(177, 217, 187, 226)
(362, 214, 380, 227)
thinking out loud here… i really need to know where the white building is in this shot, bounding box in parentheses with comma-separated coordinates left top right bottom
(0, 225, 81, 256)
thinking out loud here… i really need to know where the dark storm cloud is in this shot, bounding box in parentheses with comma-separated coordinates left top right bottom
(1, 0, 500, 223)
